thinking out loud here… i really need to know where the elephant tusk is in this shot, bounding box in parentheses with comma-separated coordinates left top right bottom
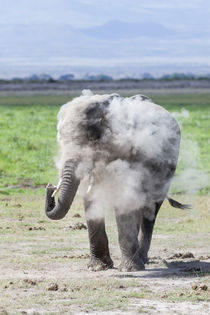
(86, 185, 92, 194)
(51, 178, 62, 197)
(86, 176, 94, 194)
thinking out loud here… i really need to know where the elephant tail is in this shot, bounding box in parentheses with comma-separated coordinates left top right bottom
(167, 196, 191, 210)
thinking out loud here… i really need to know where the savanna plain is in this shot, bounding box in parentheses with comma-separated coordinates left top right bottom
(0, 91, 209, 314)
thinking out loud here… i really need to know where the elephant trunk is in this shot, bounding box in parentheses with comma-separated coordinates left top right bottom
(45, 160, 80, 220)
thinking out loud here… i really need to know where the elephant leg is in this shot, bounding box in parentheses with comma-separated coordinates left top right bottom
(84, 198, 113, 271)
(115, 209, 145, 271)
(138, 201, 163, 264)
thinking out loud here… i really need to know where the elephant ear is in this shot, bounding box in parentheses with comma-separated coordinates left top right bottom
(84, 102, 108, 142)
(79, 95, 120, 144)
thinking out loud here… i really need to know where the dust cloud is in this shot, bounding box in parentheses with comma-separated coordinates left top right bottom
(55, 90, 201, 220)
(171, 109, 209, 194)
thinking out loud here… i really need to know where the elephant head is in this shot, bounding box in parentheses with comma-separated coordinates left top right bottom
(45, 92, 120, 221)
(45, 159, 80, 220)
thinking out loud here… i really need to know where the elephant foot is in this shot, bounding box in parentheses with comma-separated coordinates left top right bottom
(140, 253, 149, 264)
(119, 257, 145, 272)
(138, 248, 149, 264)
(88, 256, 113, 271)
(143, 255, 149, 264)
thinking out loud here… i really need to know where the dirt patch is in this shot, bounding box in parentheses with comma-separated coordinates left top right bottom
(0, 198, 11, 202)
(23, 279, 37, 286)
(13, 203, 22, 208)
(0, 194, 210, 314)
(1, 257, 210, 314)
(28, 227, 46, 231)
(5, 181, 46, 190)
(72, 213, 81, 218)
(52, 254, 90, 259)
(47, 283, 59, 291)
(67, 222, 87, 230)
(167, 252, 195, 259)
(192, 283, 208, 291)
(131, 299, 210, 315)
(199, 255, 210, 260)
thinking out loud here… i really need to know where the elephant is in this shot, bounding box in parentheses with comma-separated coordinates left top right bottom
(45, 90, 189, 271)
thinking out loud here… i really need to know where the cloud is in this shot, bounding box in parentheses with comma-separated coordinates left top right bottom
(0, 0, 100, 26)
(0, 0, 208, 27)
(135, 0, 205, 9)
(79, 0, 96, 5)
(78, 0, 206, 10)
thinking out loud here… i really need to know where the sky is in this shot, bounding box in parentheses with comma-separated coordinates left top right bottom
(0, 0, 209, 77)
(0, 0, 209, 29)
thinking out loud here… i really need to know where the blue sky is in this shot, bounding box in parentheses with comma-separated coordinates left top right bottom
(0, 0, 209, 77)
(1, 0, 209, 30)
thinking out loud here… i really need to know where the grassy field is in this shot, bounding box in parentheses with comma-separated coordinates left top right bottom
(0, 92, 209, 314)
(0, 92, 209, 195)
(0, 94, 210, 194)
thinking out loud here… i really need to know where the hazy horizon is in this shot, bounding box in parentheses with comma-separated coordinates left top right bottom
(0, 0, 209, 78)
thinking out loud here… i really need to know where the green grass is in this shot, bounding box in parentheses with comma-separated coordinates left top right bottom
(0, 98, 58, 194)
(155, 195, 210, 234)
(0, 93, 209, 195)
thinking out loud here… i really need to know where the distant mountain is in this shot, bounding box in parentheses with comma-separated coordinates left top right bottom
(80, 20, 176, 40)
(0, 20, 209, 79)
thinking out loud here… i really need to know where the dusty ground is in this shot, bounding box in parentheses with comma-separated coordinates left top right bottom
(0, 195, 209, 314)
